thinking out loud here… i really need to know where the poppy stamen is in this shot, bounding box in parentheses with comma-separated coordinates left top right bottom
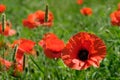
(78, 49, 89, 61)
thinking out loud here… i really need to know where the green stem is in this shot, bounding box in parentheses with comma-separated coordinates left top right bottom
(12, 45, 18, 62)
(30, 56, 44, 73)
(23, 55, 25, 70)
(1, 13, 6, 60)
(44, 4, 48, 23)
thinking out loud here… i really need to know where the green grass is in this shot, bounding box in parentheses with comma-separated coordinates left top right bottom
(0, 0, 120, 80)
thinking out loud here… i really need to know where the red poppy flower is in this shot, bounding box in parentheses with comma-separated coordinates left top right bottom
(0, 51, 23, 76)
(11, 39, 35, 73)
(0, 49, 24, 76)
(0, 49, 24, 72)
(80, 7, 93, 16)
(38, 33, 64, 58)
(23, 10, 54, 29)
(77, 0, 83, 5)
(35, 10, 54, 27)
(0, 38, 35, 75)
(23, 14, 40, 29)
(0, 4, 6, 13)
(0, 38, 35, 76)
(0, 22, 16, 36)
(110, 11, 120, 26)
(0, 55, 23, 73)
(12, 38, 36, 54)
(12, 39, 35, 75)
(61, 32, 106, 70)
(110, 5, 120, 26)
(110, 3, 120, 26)
(0, 57, 12, 70)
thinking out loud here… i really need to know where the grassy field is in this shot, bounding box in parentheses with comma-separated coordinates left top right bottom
(0, 0, 120, 80)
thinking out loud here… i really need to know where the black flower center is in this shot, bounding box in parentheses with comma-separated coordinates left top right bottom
(78, 49, 89, 61)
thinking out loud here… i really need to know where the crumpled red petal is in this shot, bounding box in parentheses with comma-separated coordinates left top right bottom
(38, 33, 64, 58)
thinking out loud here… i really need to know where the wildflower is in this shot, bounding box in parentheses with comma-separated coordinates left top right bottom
(12, 39, 35, 75)
(23, 14, 40, 29)
(0, 22, 16, 36)
(38, 33, 64, 58)
(12, 38, 36, 54)
(77, 0, 83, 5)
(110, 10, 120, 26)
(80, 7, 92, 16)
(0, 57, 12, 70)
(7, 38, 35, 76)
(0, 4, 6, 13)
(35, 10, 54, 27)
(61, 32, 106, 70)
(0, 55, 23, 74)
(11, 38, 36, 74)
(23, 10, 54, 29)
(109, 3, 120, 26)
(0, 38, 35, 76)
(0, 52, 23, 76)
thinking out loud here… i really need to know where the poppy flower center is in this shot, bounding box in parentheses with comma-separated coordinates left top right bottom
(78, 49, 89, 61)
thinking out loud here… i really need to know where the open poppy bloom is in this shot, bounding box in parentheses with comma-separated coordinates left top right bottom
(35, 10, 54, 27)
(77, 0, 83, 5)
(0, 57, 12, 70)
(110, 11, 120, 26)
(38, 33, 64, 58)
(0, 57, 23, 77)
(0, 38, 35, 76)
(11, 38, 36, 73)
(80, 7, 92, 16)
(12, 38, 36, 55)
(0, 4, 6, 13)
(12, 39, 36, 74)
(0, 56, 23, 76)
(0, 22, 16, 36)
(23, 10, 54, 29)
(110, 4, 120, 26)
(61, 32, 106, 70)
(23, 14, 40, 29)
